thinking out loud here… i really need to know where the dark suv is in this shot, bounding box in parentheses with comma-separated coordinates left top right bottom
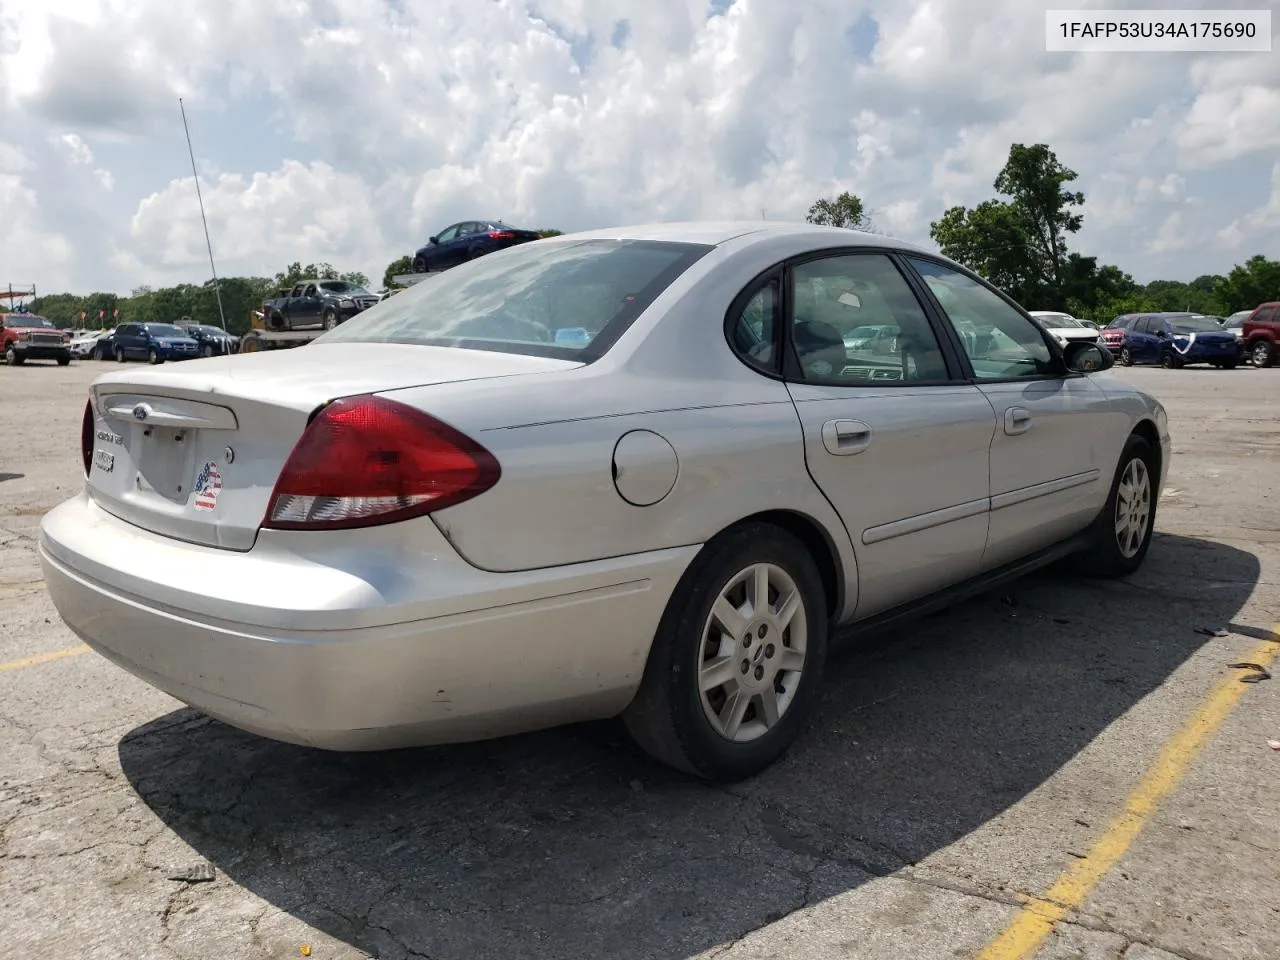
(1242, 302, 1279, 367)
(175, 320, 238, 357)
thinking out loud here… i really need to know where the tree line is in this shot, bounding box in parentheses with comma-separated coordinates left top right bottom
(806, 143, 1277, 322)
(24, 230, 568, 337)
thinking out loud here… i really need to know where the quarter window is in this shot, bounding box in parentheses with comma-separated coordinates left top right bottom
(788, 254, 950, 384)
(727, 276, 781, 374)
(908, 258, 1055, 380)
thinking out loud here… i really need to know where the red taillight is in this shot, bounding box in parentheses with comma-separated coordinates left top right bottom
(262, 395, 500, 531)
(488, 230, 516, 239)
(80, 399, 93, 477)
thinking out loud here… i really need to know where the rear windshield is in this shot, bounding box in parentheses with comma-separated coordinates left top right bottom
(316, 238, 712, 360)
(1170, 317, 1222, 334)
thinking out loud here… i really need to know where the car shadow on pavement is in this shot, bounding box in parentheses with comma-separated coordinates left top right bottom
(117, 531, 1260, 960)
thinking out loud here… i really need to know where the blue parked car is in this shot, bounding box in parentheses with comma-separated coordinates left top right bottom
(1114, 312, 1240, 369)
(111, 322, 200, 364)
(411, 220, 541, 273)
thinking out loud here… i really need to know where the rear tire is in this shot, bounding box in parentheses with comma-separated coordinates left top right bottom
(621, 522, 829, 783)
(1251, 340, 1274, 368)
(1076, 433, 1159, 579)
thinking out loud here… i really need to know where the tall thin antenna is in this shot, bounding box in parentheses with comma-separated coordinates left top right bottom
(179, 97, 227, 330)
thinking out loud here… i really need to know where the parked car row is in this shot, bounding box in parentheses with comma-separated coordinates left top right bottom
(1099, 305, 1279, 368)
(70, 320, 239, 363)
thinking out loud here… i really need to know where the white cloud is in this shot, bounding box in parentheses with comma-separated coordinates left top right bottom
(0, 0, 1276, 294)
(1218, 163, 1280, 251)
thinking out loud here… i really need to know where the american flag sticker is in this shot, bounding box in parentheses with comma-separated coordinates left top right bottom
(193, 460, 222, 511)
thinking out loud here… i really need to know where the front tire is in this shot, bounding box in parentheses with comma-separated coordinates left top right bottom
(621, 522, 829, 783)
(148, 348, 161, 365)
(412, 257, 428, 273)
(1078, 433, 1158, 579)
(115, 346, 125, 363)
(4, 346, 20, 366)
(1119, 346, 1132, 366)
(322, 308, 339, 330)
(1160, 348, 1182, 369)
(56, 352, 71, 366)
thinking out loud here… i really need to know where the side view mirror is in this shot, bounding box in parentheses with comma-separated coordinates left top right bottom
(1064, 341, 1113, 374)
(428, 236, 438, 245)
(1155, 329, 1168, 339)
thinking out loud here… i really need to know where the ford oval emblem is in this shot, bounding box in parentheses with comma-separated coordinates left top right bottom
(132, 404, 148, 421)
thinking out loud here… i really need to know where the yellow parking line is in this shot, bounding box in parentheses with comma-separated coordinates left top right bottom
(0, 644, 89, 673)
(977, 625, 1280, 960)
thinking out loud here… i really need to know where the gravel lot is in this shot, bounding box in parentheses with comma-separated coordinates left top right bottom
(1, 359, 1277, 960)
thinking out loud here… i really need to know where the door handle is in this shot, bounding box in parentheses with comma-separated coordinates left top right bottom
(1004, 406, 1032, 436)
(821, 419, 872, 455)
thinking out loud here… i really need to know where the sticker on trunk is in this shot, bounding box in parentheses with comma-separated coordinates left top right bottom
(193, 460, 222, 511)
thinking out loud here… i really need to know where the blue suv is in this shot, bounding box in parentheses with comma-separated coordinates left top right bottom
(111, 322, 200, 364)
(1113, 312, 1240, 369)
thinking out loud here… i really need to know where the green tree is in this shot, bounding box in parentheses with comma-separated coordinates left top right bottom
(931, 200, 1041, 304)
(382, 255, 413, 289)
(535, 229, 563, 238)
(993, 143, 1085, 290)
(28, 292, 84, 327)
(805, 192, 870, 230)
(274, 261, 340, 288)
(1214, 255, 1280, 313)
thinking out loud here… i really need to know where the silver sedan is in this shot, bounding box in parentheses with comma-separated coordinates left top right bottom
(39, 222, 1170, 782)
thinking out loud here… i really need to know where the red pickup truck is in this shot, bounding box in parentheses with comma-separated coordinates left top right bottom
(1, 314, 71, 366)
(1242, 302, 1279, 368)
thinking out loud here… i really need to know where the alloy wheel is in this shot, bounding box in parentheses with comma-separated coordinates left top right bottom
(697, 562, 807, 743)
(1115, 457, 1152, 559)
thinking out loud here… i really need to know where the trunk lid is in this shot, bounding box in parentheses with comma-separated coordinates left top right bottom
(85, 343, 580, 550)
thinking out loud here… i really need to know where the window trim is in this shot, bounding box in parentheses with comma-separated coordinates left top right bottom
(721, 246, 972, 388)
(898, 253, 1073, 384)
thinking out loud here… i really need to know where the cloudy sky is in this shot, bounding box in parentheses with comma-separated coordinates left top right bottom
(1, 0, 1277, 296)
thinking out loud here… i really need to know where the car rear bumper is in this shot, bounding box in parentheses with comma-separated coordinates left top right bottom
(39, 492, 696, 750)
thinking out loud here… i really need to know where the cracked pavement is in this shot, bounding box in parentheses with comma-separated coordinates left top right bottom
(1, 362, 1278, 960)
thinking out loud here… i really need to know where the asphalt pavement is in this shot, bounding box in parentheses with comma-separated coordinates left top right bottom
(1, 359, 1277, 960)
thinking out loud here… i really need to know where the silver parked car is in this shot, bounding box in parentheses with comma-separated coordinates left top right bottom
(40, 222, 1170, 782)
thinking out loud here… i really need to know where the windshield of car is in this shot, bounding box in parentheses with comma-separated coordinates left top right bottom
(193, 325, 227, 335)
(146, 324, 188, 338)
(318, 281, 369, 295)
(8, 315, 54, 328)
(316, 238, 713, 360)
(1170, 317, 1223, 334)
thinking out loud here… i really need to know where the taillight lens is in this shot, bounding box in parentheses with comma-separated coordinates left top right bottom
(488, 230, 516, 239)
(80, 399, 94, 477)
(262, 395, 500, 531)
